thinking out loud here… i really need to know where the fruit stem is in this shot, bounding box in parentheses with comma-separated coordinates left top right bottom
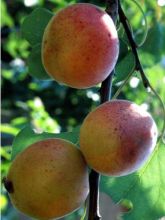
(88, 1, 118, 219)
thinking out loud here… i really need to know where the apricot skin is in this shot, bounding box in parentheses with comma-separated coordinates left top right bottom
(42, 3, 119, 88)
(5, 139, 89, 219)
(80, 100, 158, 176)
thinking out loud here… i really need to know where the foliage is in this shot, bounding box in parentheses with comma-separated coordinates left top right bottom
(101, 143, 165, 220)
(1, 0, 165, 220)
(11, 125, 80, 160)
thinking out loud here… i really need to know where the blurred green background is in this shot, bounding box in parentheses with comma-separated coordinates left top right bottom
(1, 0, 165, 219)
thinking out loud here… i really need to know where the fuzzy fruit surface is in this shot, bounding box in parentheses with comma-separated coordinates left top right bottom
(80, 100, 158, 176)
(42, 3, 119, 89)
(5, 139, 89, 219)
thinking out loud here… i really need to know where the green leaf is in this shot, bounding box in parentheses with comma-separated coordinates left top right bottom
(1, 0, 14, 27)
(118, 24, 130, 47)
(100, 144, 165, 220)
(141, 23, 163, 62)
(118, 39, 129, 61)
(139, 52, 156, 68)
(114, 51, 136, 83)
(80, 199, 87, 220)
(160, 23, 165, 53)
(11, 125, 80, 161)
(0, 124, 19, 136)
(128, 0, 148, 47)
(27, 44, 51, 80)
(21, 8, 53, 46)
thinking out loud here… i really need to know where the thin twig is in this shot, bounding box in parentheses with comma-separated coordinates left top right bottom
(118, 0, 149, 88)
(112, 70, 135, 100)
(88, 1, 118, 219)
(118, 0, 165, 140)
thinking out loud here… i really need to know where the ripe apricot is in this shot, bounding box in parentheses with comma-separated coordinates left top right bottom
(4, 139, 89, 219)
(80, 100, 158, 176)
(42, 3, 119, 88)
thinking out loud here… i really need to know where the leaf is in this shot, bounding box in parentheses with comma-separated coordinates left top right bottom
(21, 8, 53, 46)
(80, 199, 88, 220)
(27, 44, 51, 80)
(141, 23, 163, 62)
(1, 0, 14, 27)
(1, 124, 19, 136)
(11, 125, 80, 161)
(128, 0, 148, 47)
(100, 144, 165, 220)
(118, 39, 129, 61)
(114, 51, 136, 83)
(118, 25, 129, 47)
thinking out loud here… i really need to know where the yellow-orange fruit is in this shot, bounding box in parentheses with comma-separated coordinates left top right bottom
(80, 100, 158, 176)
(5, 139, 89, 219)
(42, 3, 119, 88)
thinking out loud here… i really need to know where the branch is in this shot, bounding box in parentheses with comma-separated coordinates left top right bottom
(88, 1, 118, 219)
(116, 2, 165, 145)
(118, 0, 149, 88)
(88, 171, 101, 220)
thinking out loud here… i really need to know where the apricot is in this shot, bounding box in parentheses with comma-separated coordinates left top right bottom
(42, 3, 119, 88)
(80, 100, 158, 176)
(4, 139, 89, 219)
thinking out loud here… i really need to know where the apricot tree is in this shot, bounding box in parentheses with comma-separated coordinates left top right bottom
(2, 0, 165, 220)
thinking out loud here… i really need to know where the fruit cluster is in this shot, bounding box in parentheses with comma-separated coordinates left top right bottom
(4, 3, 158, 220)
